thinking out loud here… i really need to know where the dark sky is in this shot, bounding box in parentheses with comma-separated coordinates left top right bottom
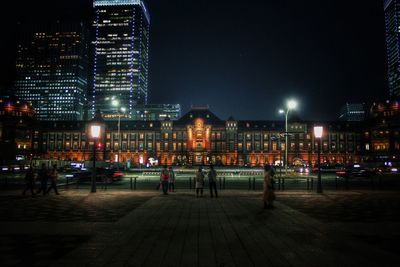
(0, 0, 388, 120)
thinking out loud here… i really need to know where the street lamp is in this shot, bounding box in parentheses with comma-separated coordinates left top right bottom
(88, 110, 105, 193)
(112, 99, 126, 170)
(279, 99, 298, 174)
(314, 126, 323, 193)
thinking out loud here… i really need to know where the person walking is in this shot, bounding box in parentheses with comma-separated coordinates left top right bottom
(160, 166, 169, 195)
(168, 166, 176, 192)
(263, 164, 276, 209)
(208, 165, 218, 198)
(195, 167, 205, 197)
(22, 166, 36, 196)
(46, 164, 59, 195)
(36, 163, 49, 195)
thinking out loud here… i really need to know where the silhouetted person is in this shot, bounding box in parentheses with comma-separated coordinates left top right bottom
(46, 164, 59, 195)
(208, 165, 218, 198)
(168, 167, 176, 192)
(195, 167, 204, 197)
(36, 163, 48, 195)
(263, 164, 275, 209)
(22, 166, 35, 196)
(160, 166, 169, 195)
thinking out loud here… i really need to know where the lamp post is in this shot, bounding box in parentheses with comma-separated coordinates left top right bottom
(88, 110, 105, 193)
(279, 99, 297, 174)
(111, 98, 127, 170)
(314, 126, 323, 193)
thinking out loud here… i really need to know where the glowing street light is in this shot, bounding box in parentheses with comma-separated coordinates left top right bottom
(279, 99, 298, 174)
(88, 110, 105, 193)
(314, 126, 324, 193)
(110, 98, 126, 170)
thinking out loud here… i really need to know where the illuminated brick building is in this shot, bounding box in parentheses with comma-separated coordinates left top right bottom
(363, 99, 400, 163)
(32, 107, 365, 167)
(0, 97, 36, 163)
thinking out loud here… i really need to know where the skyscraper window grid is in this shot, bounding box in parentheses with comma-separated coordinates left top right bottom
(92, 0, 150, 119)
(14, 23, 88, 121)
(384, 0, 400, 97)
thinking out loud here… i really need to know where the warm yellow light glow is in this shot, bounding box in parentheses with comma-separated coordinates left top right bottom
(91, 125, 101, 138)
(314, 126, 323, 139)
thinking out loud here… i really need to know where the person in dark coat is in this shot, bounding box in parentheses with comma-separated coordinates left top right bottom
(263, 164, 276, 209)
(46, 164, 59, 195)
(36, 163, 48, 195)
(168, 167, 176, 192)
(208, 165, 218, 198)
(22, 166, 35, 196)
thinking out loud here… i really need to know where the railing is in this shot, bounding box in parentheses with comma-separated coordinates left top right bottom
(1, 172, 399, 192)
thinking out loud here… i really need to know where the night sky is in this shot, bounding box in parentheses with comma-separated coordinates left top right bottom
(0, 0, 388, 120)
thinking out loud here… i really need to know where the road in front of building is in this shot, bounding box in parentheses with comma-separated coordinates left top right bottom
(0, 189, 399, 266)
(1, 170, 400, 192)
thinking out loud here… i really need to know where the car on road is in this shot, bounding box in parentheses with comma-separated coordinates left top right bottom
(65, 168, 119, 184)
(336, 164, 375, 178)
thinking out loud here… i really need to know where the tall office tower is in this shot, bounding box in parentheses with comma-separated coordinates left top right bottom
(92, 0, 150, 119)
(14, 22, 89, 121)
(385, 0, 400, 97)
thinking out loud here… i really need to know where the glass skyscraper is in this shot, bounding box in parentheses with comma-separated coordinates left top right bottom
(92, 0, 150, 119)
(14, 22, 89, 121)
(384, 0, 400, 97)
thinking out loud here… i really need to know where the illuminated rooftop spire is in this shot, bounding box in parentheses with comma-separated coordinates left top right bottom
(93, 0, 141, 7)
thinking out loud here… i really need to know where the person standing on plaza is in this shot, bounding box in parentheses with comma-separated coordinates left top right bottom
(36, 163, 48, 195)
(263, 164, 276, 209)
(168, 166, 176, 192)
(46, 164, 59, 195)
(208, 164, 218, 198)
(195, 167, 205, 197)
(22, 166, 35, 196)
(160, 166, 169, 195)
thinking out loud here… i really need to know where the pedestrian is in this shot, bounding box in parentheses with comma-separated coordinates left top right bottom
(22, 166, 35, 196)
(168, 166, 176, 192)
(46, 164, 59, 195)
(208, 164, 218, 198)
(36, 163, 48, 195)
(263, 164, 276, 209)
(160, 166, 169, 195)
(195, 167, 204, 197)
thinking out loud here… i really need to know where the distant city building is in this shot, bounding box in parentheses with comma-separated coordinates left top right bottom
(339, 103, 366, 121)
(132, 104, 181, 121)
(92, 0, 150, 119)
(384, 0, 400, 97)
(0, 97, 36, 163)
(14, 22, 89, 121)
(364, 99, 400, 162)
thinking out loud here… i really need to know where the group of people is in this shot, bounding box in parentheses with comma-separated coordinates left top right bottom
(22, 163, 60, 196)
(158, 165, 219, 198)
(158, 166, 176, 195)
(159, 163, 276, 208)
(194, 165, 218, 198)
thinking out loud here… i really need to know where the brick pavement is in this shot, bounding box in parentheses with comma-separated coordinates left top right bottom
(0, 189, 399, 266)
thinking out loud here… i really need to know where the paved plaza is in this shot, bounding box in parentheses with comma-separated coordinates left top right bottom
(0, 188, 399, 266)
